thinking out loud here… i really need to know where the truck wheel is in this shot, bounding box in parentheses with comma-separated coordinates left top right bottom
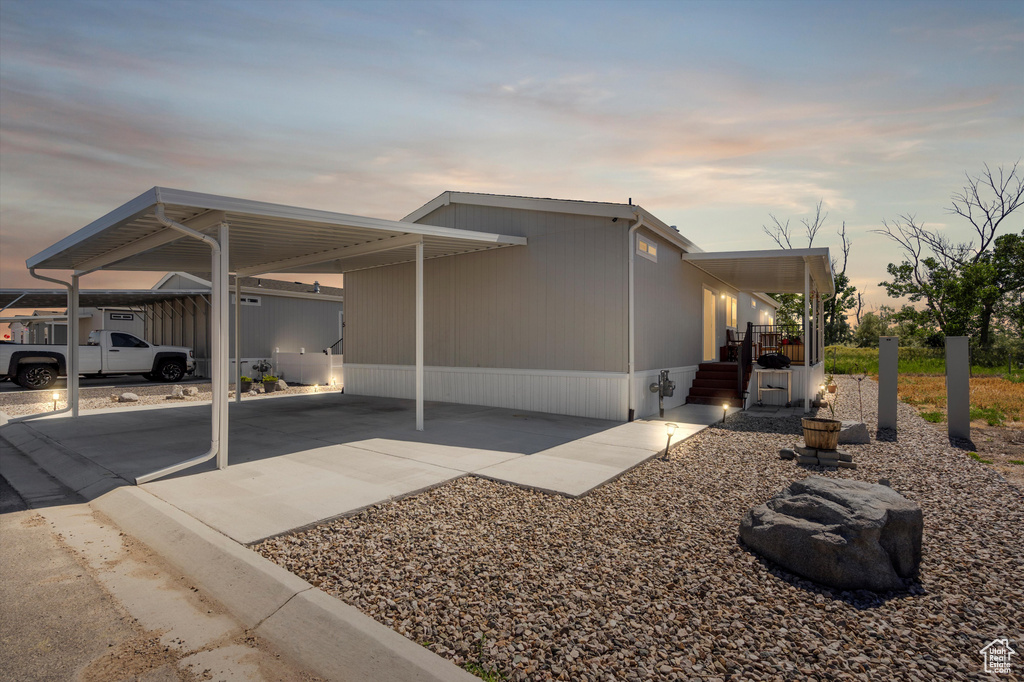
(155, 360, 186, 383)
(17, 364, 58, 390)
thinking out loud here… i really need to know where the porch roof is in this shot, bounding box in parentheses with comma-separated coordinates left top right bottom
(681, 247, 835, 297)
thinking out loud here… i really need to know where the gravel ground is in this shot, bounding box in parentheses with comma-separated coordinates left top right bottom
(250, 376, 1018, 680)
(0, 382, 329, 417)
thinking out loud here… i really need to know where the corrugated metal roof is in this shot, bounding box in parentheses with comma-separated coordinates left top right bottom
(26, 187, 527, 275)
(0, 289, 209, 309)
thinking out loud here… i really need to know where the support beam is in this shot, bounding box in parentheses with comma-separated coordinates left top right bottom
(69, 274, 80, 417)
(237, 233, 425, 277)
(415, 239, 424, 431)
(234, 278, 242, 403)
(804, 262, 810, 413)
(217, 222, 230, 467)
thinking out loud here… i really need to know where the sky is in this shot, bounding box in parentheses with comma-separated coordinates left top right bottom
(1, 0, 1022, 312)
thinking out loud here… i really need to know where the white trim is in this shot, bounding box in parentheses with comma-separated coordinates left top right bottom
(343, 364, 629, 421)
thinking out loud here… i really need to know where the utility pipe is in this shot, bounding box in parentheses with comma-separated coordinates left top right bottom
(136, 204, 226, 484)
(626, 215, 645, 421)
(9, 269, 76, 422)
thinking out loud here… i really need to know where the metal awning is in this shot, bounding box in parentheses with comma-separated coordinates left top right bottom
(20, 187, 527, 484)
(681, 247, 835, 296)
(27, 187, 526, 275)
(0, 289, 208, 310)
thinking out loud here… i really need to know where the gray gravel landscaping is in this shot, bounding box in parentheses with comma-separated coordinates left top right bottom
(255, 376, 1023, 681)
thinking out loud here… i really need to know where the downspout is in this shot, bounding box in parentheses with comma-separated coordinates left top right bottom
(9, 268, 75, 422)
(627, 214, 645, 421)
(136, 203, 222, 484)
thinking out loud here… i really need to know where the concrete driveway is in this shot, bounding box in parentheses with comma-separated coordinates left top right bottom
(2, 393, 728, 543)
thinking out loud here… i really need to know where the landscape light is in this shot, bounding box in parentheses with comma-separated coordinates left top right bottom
(663, 423, 677, 461)
(52, 391, 60, 411)
(722, 402, 729, 424)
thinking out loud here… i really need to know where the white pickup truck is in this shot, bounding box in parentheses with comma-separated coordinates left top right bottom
(0, 330, 195, 390)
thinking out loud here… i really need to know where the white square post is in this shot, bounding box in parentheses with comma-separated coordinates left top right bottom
(234, 278, 242, 403)
(216, 222, 230, 468)
(69, 274, 80, 417)
(946, 336, 970, 441)
(803, 261, 810, 413)
(878, 336, 899, 430)
(415, 239, 424, 431)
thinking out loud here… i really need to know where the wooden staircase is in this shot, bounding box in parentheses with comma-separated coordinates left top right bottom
(685, 362, 751, 407)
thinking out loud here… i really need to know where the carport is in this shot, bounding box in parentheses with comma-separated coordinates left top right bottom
(1, 288, 208, 348)
(23, 187, 526, 483)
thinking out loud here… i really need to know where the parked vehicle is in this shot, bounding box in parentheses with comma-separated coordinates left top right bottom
(0, 330, 195, 390)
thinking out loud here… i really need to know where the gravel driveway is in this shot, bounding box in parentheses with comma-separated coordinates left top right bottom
(257, 376, 1024, 681)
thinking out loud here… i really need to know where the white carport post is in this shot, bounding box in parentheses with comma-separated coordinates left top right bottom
(217, 222, 230, 467)
(234, 277, 242, 403)
(415, 238, 424, 431)
(69, 274, 80, 417)
(804, 259, 811, 414)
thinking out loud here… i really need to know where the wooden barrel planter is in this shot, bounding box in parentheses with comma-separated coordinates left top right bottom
(802, 418, 841, 450)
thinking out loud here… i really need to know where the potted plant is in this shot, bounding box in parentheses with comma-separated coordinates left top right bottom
(239, 376, 253, 392)
(262, 375, 279, 393)
(802, 383, 840, 449)
(824, 372, 837, 393)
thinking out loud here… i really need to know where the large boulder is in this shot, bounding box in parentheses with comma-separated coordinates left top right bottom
(839, 421, 870, 445)
(739, 476, 922, 592)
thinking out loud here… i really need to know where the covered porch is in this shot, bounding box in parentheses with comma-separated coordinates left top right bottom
(682, 248, 834, 411)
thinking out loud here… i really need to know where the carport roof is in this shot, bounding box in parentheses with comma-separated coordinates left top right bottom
(0, 288, 208, 309)
(27, 187, 527, 275)
(682, 248, 835, 296)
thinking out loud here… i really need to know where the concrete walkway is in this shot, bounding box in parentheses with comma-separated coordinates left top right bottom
(2, 393, 725, 543)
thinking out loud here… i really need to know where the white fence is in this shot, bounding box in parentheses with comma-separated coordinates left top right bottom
(273, 351, 343, 387)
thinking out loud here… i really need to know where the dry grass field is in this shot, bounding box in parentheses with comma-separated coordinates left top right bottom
(897, 375, 1024, 426)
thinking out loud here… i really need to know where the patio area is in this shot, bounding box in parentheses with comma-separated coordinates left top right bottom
(0, 393, 734, 543)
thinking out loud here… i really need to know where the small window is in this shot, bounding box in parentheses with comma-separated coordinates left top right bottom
(231, 294, 262, 306)
(751, 299, 757, 309)
(637, 236, 658, 262)
(110, 313, 134, 321)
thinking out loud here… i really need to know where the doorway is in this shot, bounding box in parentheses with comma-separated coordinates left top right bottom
(703, 287, 716, 362)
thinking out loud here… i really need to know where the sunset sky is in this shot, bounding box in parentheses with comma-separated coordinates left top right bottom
(1, 0, 1021, 310)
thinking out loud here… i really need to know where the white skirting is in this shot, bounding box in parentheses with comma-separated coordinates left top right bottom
(631, 365, 699, 418)
(344, 364, 629, 421)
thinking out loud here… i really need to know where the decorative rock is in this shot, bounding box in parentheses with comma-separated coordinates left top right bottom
(795, 456, 818, 465)
(837, 461, 858, 469)
(839, 421, 870, 445)
(118, 392, 139, 402)
(739, 476, 923, 591)
(277, 380, 289, 389)
(185, 386, 199, 396)
(779, 448, 796, 460)
(170, 385, 184, 398)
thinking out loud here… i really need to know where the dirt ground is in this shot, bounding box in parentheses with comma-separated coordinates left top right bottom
(964, 423, 1024, 489)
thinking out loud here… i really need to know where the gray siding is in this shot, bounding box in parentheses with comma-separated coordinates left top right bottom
(229, 294, 343, 358)
(345, 203, 628, 372)
(634, 227, 741, 370)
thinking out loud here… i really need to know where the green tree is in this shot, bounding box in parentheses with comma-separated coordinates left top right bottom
(762, 200, 857, 344)
(876, 162, 1024, 346)
(853, 311, 887, 347)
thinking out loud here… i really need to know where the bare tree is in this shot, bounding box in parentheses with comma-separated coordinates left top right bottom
(874, 161, 1024, 344)
(762, 200, 827, 249)
(855, 291, 864, 326)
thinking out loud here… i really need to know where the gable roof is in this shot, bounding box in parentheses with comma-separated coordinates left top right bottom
(404, 191, 703, 254)
(154, 271, 344, 300)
